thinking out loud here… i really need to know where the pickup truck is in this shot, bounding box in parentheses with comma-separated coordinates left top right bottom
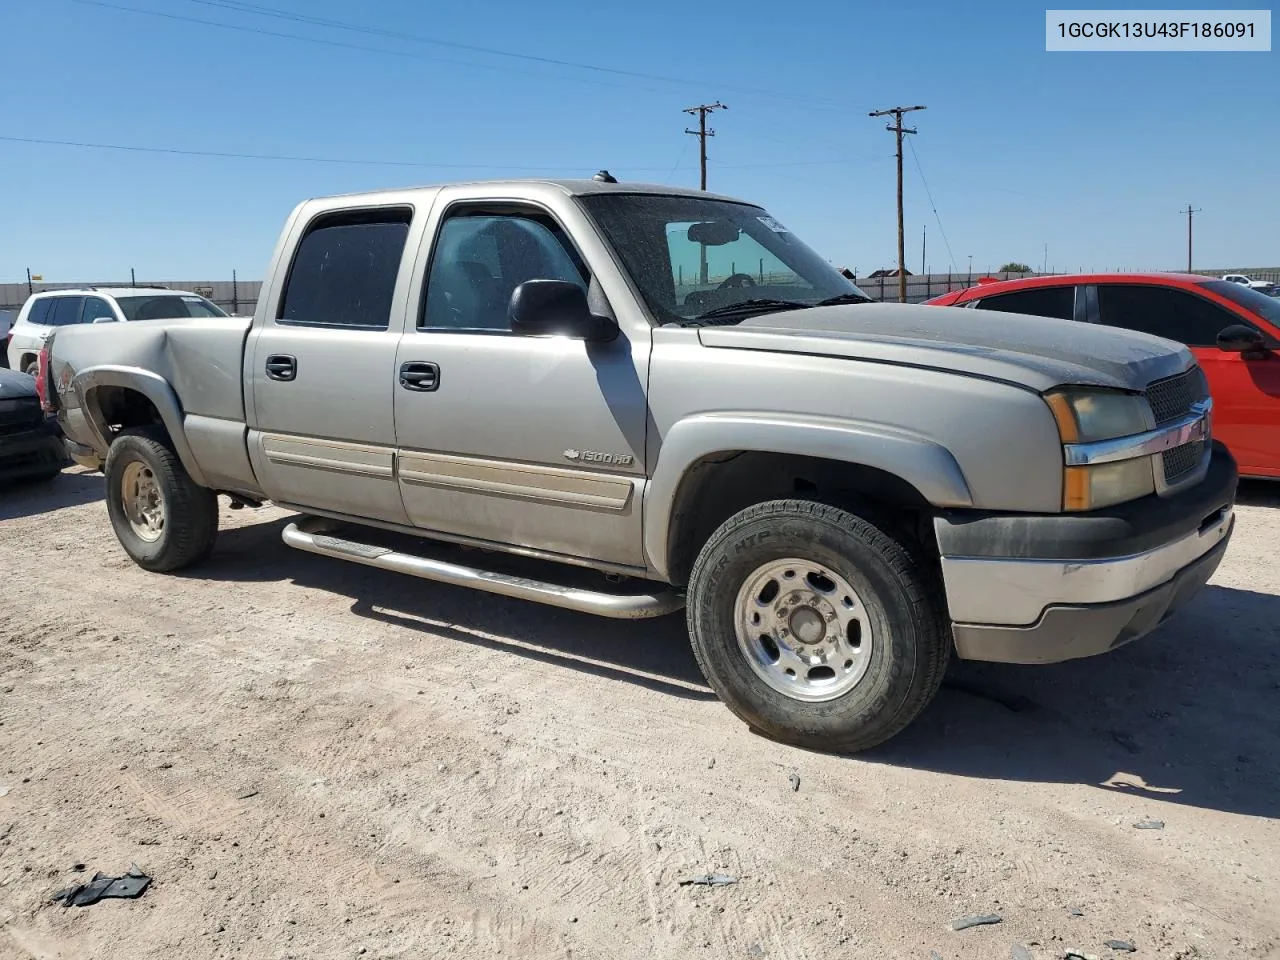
(42, 178, 1237, 752)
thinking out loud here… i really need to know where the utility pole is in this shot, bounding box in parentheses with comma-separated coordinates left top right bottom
(683, 101, 727, 192)
(26, 267, 33, 298)
(869, 104, 926, 303)
(922, 223, 927, 277)
(684, 100, 727, 285)
(1182, 204, 1200, 272)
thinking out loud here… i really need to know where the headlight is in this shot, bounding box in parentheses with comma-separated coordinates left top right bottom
(1045, 389, 1155, 510)
(1044, 389, 1149, 443)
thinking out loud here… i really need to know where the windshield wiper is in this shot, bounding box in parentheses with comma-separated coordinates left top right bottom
(815, 292, 874, 306)
(691, 298, 810, 322)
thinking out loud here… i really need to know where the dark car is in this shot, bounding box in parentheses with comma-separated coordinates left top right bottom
(0, 367, 66, 484)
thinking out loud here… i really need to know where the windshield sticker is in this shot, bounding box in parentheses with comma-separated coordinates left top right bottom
(181, 296, 204, 303)
(757, 216, 789, 233)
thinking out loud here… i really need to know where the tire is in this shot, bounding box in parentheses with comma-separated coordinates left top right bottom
(686, 498, 950, 753)
(23, 361, 38, 377)
(104, 426, 218, 572)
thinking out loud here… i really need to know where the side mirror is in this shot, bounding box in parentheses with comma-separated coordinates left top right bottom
(509, 280, 617, 341)
(91, 316, 116, 324)
(1217, 324, 1265, 352)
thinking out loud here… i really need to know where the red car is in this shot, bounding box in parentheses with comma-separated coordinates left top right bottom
(927, 273, 1280, 478)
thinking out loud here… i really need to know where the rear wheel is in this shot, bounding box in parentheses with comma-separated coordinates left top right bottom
(686, 498, 949, 753)
(104, 426, 218, 571)
(23, 360, 37, 377)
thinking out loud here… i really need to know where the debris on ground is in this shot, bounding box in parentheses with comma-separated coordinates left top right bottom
(1132, 819, 1165, 830)
(930, 952, 944, 960)
(1105, 941, 1137, 953)
(1109, 731, 1142, 754)
(1064, 950, 1101, 960)
(678, 872, 738, 887)
(50, 864, 152, 907)
(1069, 907, 1084, 917)
(950, 913, 1002, 931)
(787, 772, 800, 792)
(235, 788, 260, 800)
(1012, 943, 1034, 960)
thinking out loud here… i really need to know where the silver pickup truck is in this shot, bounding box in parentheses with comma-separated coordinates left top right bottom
(42, 178, 1237, 752)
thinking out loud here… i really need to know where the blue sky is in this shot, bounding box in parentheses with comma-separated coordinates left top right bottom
(1, 0, 1276, 282)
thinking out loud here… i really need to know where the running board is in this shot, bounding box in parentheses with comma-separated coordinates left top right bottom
(281, 518, 684, 620)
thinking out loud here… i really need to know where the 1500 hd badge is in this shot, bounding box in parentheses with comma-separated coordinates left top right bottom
(564, 448, 634, 466)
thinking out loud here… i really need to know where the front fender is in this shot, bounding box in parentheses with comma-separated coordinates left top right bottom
(72, 365, 210, 488)
(642, 412, 973, 581)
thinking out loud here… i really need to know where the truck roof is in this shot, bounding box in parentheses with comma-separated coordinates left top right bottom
(314, 178, 748, 206)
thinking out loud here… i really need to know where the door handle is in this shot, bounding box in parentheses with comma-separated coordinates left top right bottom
(399, 361, 440, 392)
(265, 354, 296, 382)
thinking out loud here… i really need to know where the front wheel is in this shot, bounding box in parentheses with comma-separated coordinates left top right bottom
(686, 499, 949, 753)
(104, 426, 218, 572)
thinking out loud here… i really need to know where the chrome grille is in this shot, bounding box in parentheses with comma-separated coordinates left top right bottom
(1145, 367, 1207, 425)
(1163, 440, 1205, 485)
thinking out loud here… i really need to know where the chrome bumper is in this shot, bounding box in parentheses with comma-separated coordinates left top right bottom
(941, 505, 1233, 627)
(941, 506, 1233, 665)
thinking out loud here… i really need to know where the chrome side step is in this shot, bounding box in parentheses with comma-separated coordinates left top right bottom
(281, 518, 684, 620)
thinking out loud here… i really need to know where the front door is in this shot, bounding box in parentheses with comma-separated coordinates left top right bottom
(247, 206, 414, 522)
(393, 204, 650, 568)
(1094, 282, 1280, 477)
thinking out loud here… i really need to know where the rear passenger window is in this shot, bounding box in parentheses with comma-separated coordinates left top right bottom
(50, 297, 85, 326)
(279, 208, 411, 329)
(973, 286, 1075, 321)
(26, 298, 54, 325)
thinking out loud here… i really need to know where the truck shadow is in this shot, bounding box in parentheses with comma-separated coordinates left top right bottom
(203, 515, 1279, 819)
(199, 515, 713, 702)
(867, 583, 1280, 821)
(1236, 478, 1280, 508)
(0, 468, 104, 520)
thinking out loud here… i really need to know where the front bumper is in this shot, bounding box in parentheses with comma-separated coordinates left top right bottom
(935, 443, 1237, 664)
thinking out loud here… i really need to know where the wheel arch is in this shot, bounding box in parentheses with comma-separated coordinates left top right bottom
(644, 414, 973, 585)
(73, 366, 210, 488)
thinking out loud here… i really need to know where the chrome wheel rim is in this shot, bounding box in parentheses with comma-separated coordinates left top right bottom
(733, 557, 873, 702)
(120, 460, 165, 542)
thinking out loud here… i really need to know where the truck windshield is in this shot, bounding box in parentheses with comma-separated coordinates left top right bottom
(115, 295, 227, 322)
(577, 194, 867, 324)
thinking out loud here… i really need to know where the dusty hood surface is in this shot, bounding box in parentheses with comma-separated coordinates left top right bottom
(698, 302, 1194, 393)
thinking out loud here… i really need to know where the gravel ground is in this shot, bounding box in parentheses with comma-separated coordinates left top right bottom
(1, 468, 1278, 960)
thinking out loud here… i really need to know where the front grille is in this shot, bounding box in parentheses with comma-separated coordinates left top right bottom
(1144, 367, 1207, 425)
(1163, 440, 1205, 485)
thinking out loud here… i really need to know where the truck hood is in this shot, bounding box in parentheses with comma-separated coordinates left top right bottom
(697, 302, 1193, 393)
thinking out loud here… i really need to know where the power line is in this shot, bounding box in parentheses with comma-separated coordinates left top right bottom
(869, 104, 926, 303)
(906, 138, 958, 274)
(61, 0, 845, 108)
(180, 0, 847, 107)
(0, 134, 873, 174)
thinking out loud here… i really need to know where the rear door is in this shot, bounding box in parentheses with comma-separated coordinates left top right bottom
(246, 205, 418, 522)
(1094, 282, 1280, 477)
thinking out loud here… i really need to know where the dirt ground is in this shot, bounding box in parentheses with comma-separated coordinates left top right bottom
(1, 468, 1278, 960)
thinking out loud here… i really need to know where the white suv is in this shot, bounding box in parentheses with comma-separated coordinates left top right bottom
(5, 287, 228, 375)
